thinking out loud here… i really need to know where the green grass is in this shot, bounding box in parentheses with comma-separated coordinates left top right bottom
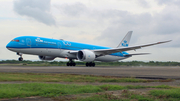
(150, 88, 180, 100)
(0, 72, 176, 100)
(121, 90, 154, 101)
(0, 83, 172, 99)
(68, 87, 180, 101)
(0, 73, 154, 83)
(99, 84, 171, 91)
(0, 83, 102, 99)
(75, 91, 154, 101)
(75, 93, 126, 101)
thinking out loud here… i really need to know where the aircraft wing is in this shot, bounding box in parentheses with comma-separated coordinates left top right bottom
(93, 40, 171, 56)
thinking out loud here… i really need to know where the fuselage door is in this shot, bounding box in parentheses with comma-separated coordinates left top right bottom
(26, 38, 31, 48)
(58, 42, 62, 49)
(58, 42, 63, 53)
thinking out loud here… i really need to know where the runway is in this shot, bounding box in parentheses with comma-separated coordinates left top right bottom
(0, 66, 180, 79)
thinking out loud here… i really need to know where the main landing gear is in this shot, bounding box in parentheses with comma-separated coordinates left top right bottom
(86, 62, 95, 67)
(66, 59, 95, 67)
(17, 53, 23, 61)
(66, 59, 76, 66)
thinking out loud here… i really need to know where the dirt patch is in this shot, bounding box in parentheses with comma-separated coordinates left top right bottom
(1, 96, 53, 101)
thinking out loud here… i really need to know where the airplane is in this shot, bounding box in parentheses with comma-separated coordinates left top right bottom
(6, 31, 171, 67)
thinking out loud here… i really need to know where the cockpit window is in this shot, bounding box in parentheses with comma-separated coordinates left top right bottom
(11, 39, 19, 42)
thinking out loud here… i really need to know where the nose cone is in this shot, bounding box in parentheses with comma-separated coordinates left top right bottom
(6, 42, 12, 50)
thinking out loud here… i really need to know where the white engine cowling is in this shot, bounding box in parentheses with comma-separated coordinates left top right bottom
(77, 50, 96, 62)
(39, 56, 56, 61)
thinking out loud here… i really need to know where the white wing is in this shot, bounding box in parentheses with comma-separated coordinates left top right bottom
(93, 40, 172, 56)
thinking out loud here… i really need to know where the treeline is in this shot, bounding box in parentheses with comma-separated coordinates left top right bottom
(0, 60, 180, 66)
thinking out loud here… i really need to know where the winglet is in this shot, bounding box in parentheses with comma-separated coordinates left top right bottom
(117, 31, 132, 48)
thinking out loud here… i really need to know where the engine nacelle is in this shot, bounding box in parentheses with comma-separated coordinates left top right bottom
(38, 56, 56, 61)
(77, 50, 96, 62)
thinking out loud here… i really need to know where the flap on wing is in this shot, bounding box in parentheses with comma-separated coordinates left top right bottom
(124, 53, 150, 57)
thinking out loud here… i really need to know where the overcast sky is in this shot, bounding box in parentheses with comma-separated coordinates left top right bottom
(0, 0, 179, 62)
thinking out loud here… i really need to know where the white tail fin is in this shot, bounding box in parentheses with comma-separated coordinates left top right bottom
(117, 31, 132, 48)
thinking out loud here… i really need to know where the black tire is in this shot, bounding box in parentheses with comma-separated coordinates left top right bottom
(86, 63, 89, 67)
(18, 57, 23, 61)
(89, 62, 92, 67)
(92, 63, 95, 67)
(72, 63, 76, 66)
(67, 62, 70, 66)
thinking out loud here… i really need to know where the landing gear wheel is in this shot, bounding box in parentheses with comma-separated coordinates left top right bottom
(66, 59, 76, 66)
(92, 63, 95, 67)
(72, 63, 76, 66)
(86, 63, 89, 67)
(18, 57, 23, 61)
(67, 62, 70, 66)
(86, 62, 95, 67)
(69, 63, 72, 66)
(17, 53, 23, 61)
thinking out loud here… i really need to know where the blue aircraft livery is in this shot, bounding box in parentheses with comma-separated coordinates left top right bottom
(6, 31, 171, 67)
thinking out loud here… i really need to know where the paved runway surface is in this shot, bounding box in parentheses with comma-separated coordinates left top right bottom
(0, 66, 180, 79)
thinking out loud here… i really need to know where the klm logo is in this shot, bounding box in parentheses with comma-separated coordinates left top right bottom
(35, 38, 43, 42)
(122, 40, 128, 47)
(63, 41, 71, 46)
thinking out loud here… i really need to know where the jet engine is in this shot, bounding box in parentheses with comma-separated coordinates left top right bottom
(38, 56, 56, 61)
(77, 50, 96, 62)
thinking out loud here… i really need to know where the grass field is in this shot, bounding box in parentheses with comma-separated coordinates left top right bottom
(0, 73, 159, 83)
(0, 83, 172, 99)
(74, 87, 180, 101)
(0, 72, 179, 101)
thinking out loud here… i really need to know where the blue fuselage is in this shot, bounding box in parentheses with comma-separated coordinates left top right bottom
(6, 36, 129, 61)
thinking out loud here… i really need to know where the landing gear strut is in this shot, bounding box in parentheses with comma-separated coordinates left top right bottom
(66, 59, 76, 66)
(86, 62, 95, 67)
(17, 53, 23, 61)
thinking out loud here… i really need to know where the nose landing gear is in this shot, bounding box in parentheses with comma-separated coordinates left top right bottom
(17, 53, 23, 61)
(18, 57, 23, 61)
